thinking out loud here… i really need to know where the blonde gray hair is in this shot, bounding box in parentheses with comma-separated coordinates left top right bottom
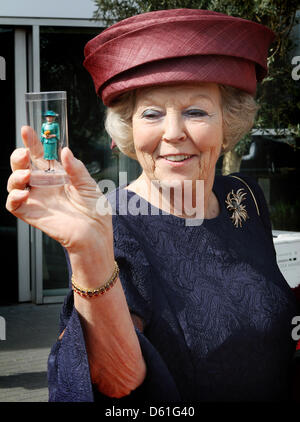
(104, 85, 259, 159)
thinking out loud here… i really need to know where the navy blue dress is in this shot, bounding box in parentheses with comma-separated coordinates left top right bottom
(47, 173, 299, 402)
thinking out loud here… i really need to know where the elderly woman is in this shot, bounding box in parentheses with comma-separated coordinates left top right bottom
(6, 9, 300, 402)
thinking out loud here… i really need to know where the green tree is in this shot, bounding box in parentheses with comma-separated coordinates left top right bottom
(93, 0, 300, 172)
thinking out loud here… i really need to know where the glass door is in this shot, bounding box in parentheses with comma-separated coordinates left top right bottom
(0, 27, 18, 305)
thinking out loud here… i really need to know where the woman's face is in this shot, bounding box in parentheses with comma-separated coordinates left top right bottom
(132, 83, 223, 187)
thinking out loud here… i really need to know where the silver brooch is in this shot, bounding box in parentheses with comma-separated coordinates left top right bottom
(225, 188, 249, 228)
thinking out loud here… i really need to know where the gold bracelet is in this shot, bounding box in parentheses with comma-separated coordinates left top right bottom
(71, 261, 119, 298)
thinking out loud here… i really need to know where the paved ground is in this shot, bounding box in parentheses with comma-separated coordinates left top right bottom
(0, 302, 62, 402)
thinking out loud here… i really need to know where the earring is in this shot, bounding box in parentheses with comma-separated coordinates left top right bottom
(221, 142, 227, 152)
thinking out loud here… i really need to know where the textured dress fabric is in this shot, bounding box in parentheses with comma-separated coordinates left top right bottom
(47, 173, 299, 402)
(41, 122, 59, 160)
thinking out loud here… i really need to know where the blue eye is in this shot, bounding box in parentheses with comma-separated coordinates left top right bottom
(184, 109, 208, 118)
(141, 109, 162, 119)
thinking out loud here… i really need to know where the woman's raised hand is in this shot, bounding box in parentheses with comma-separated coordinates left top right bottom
(6, 126, 114, 260)
(7, 128, 147, 398)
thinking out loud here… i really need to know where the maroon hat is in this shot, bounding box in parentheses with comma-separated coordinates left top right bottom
(83, 9, 275, 105)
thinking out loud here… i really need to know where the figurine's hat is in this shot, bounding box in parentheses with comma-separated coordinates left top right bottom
(44, 110, 58, 117)
(83, 8, 275, 106)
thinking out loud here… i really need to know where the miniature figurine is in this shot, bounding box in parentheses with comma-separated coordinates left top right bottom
(41, 110, 59, 172)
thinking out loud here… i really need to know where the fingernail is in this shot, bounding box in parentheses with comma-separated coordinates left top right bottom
(16, 189, 29, 199)
(62, 146, 72, 159)
(67, 147, 74, 158)
(21, 169, 31, 177)
(20, 148, 29, 160)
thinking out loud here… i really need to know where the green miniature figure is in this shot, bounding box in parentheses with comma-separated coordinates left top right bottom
(41, 110, 59, 172)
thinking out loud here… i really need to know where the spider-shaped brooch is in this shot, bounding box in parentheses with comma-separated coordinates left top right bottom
(225, 188, 249, 228)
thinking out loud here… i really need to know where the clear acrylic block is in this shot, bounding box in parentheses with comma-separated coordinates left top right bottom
(25, 91, 69, 187)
